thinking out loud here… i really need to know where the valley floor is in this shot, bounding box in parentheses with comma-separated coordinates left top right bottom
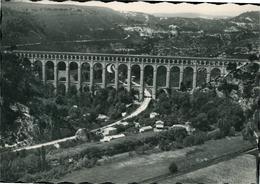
(56, 136, 254, 183)
(159, 154, 256, 184)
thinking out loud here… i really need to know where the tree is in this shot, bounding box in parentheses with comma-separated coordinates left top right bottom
(192, 113, 210, 131)
(169, 161, 178, 173)
(1, 53, 43, 135)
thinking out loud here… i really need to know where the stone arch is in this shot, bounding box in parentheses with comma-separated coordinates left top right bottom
(131, 64, 141, 86)
(22, 58, 31, 68)
(57, 61, 66, 81)
(81, 62, 90, 82)
(196, 67, 207, 87)
(170, 66, 180, 88)
(106, 63, 115, 85)
(93, 62, 103, 84)
(46, 61, 54, 80)
(82, 84, 89, 93)
(69, 62, 78, 83)
(57, 83, 66, 96)
(34, 60, 42, 80)
(157, 65, 167, 87)
(118, 64, 128, 85)
(183, 67, 193, 89)
(144, 65, 154, 86)
(210, 68, 221, 81)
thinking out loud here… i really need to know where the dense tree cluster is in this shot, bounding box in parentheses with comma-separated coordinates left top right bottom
(1, 53, 136, 145)
(151, 89, 245, 136)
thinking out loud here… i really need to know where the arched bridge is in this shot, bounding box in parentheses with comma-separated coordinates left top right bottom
(14, 50, 248, 99)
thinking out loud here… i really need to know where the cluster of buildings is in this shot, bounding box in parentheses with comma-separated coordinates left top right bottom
(99, 112, 195, 142)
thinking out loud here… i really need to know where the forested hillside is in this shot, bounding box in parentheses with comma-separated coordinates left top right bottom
(0, 53, 137, 147)
(2, 2, 259, 58)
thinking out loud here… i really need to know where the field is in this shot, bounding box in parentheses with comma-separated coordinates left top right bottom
(56, 136, 254, 183)
(160, 154, 256, 184)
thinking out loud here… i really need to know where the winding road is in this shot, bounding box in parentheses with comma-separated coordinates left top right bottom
(13, 82, 152, 152)
(92, 81, 152, 132)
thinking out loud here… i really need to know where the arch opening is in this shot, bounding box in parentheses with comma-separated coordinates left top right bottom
(144, 65, 154, 86)
(196, 67, 207, 87)
(118, 64, 128, 87)
(58, 62, 66, 82)
(131, 64, 140, 86)
(93, 63, 103, 84)
(183, 67, 193, 89)
(46, 61, 54, 80)
(157, 66, 167, 87)
(170, 66, 180, 88)
(81, 63, 90, 82)
(22, 58, 31, 69)
(106, 63, 115, 85)
(69, 62, 78, 83)
(34, 60, 42, 80)
(210, 68, 221, 81)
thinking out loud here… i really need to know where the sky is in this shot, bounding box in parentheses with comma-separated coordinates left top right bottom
(15, 0, 260, 17)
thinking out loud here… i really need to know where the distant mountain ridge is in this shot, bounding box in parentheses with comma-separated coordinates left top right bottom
(154, 13, 232, 19)
(2, 1, 259, 58)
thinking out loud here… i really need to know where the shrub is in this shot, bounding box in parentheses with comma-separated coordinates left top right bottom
(229, 126, 236, 136)
(193, 132, 206, 145)
(169, 161, 178, 173)
(207, 128, 225, 140)
(183, 135, 195, 147)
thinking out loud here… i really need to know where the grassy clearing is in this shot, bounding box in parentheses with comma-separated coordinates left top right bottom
(56, 136, 254, 183)
(160, 154, 256, 184)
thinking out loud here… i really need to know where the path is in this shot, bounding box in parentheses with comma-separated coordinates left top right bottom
(13, 82, 151, 152)
(92, 81, 152, 132)
(14, 136, 76, 152)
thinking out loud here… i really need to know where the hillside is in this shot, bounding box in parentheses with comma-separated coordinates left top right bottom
(2, 2, 129, 44)
(2, 2, 259, 58)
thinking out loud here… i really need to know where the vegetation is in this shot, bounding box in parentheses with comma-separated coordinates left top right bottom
(0, 53, 136, 146)
(2, 2, 260, 58)
(169, 161, 178, 174)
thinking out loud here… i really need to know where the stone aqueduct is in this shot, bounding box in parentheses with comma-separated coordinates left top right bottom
(15, 50, 248, 99)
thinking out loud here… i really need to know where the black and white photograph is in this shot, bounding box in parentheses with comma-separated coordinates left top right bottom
(1, 0, 260, 183)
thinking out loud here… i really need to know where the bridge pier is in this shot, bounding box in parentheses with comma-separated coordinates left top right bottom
(42, 62, 46, 84)
(152, 66, 157, 99)
(65, 63, 70, 93)
(166, 65, 171, 89)
(77, 64, 82, 92)
(127, 64, 131, 92)
(179, 66, 184, 88)
(54, 62, 58, 94)
(114, 63, 119, 90)
(192, 66, 197, 89)
(140, 65, 144, 101)
(102, 63, 106, 88)
(89, 63, 94, 91)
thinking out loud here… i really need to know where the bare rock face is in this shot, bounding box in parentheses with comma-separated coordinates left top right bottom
(75, 128, 88, 141)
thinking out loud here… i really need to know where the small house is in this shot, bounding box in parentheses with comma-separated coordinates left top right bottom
(100, 134, 125, 142)
(120, 122, 129, 126)
(139, 126, 153, 133)
(150, 112, 159, 119)
(103, 127, 117, 136)
(155, 120, 164, 129)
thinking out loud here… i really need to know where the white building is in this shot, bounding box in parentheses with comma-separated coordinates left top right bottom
(100, 134, 125, 142)
(139, 126, 153, 133)
(102, 127, 117, 136)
